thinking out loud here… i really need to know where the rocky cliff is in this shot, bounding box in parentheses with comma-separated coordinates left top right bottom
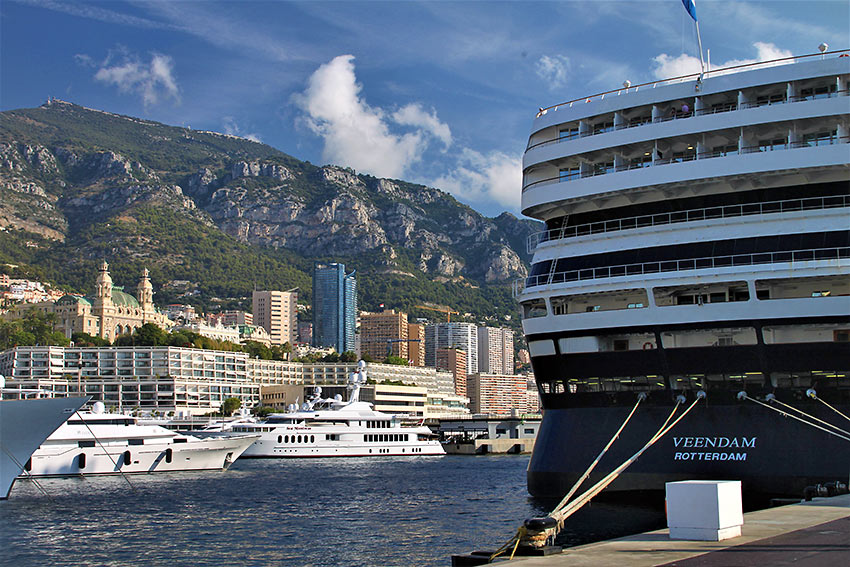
(0, 100, 539, 314)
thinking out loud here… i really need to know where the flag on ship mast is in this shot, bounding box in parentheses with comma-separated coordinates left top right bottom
(682, 0, 698, 21)
(681, 0, 705, 75)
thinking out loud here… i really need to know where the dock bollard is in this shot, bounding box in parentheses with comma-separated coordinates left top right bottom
(519, 516, 561, 554)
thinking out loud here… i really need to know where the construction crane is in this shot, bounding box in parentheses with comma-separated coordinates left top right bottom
(415, 304, 459, 322)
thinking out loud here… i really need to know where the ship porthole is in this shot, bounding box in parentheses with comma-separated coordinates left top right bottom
(78, 453, 86, 469)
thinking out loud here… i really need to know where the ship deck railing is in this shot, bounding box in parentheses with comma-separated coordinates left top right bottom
(528, 88, 850, 152)
(519, 246, 849, 291)
(532, 49, 850, 120)
(522, 134, 850, 193)
(528, 193, 850, 253)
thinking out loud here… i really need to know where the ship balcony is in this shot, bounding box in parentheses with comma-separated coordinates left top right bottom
(525, 86, 849, 164)
(522, 137, 850, 218)
(514, 247, 849, 299)
(527, 193, 850, 254)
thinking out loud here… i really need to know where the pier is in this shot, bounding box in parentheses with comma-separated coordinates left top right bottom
(486, 494, 850, 566)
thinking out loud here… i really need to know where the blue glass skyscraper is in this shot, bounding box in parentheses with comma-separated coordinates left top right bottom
(312, 262, 357, 353)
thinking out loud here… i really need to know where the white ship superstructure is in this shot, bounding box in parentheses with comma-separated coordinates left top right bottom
(234, 361, 445, 458)
(516, 51, 850, 499)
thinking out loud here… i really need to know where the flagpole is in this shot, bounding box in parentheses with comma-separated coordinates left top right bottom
(695, 19, 705, 75)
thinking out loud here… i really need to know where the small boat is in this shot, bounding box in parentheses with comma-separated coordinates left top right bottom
(1, 391, 89, 499)
(233, 361, 445, 457)
(22, 402, 259, 477)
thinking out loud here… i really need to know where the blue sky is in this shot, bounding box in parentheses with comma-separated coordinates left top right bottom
(1, 1, 847, 217)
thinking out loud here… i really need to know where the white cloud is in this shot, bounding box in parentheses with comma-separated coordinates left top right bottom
(293, 54, 451, 179)
(222, 117, 262, 143)
(653, 42, 794, 80)
(92, 49, 180, 106)
(431, 148, 522, 212)
(535, 55, 570, 89)
(392, 104, 452, 149)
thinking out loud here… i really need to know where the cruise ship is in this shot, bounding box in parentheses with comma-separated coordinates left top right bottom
(516, 51, 849, 500)
(232, 361, 445, 457)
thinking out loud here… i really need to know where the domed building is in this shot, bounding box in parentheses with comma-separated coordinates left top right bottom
(9, 262, 172, 342)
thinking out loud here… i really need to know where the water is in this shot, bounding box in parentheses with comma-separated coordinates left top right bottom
(0, 455, 665, 566)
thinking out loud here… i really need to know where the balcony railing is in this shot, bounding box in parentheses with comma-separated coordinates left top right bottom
(522, 135, 850, 193)
(533, 49, 850, 118)
(525, 83, 848, 152)
(528, 194, 850, 253)
(521, 247, 849, 291)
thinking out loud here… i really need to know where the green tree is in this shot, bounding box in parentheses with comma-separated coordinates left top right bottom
(0, 307, 69, 348)
(339, 351, 358, 363)
(221, 397, 241, 416)
(71, 332, 111, 347)
(135, 323, 170, 346)
(384, 355, 409, 366)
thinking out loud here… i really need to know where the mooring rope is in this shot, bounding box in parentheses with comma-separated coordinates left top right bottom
(808, 389, 850, 424)
(768, 396, 850, 438)
(550, 394, 702, 527)
(738, 393, 850, 443)
(2, 445, 54, 501)
(548, 394, 646, 520)
(75, 410, 136, 491)
(489, 392, 704, 563)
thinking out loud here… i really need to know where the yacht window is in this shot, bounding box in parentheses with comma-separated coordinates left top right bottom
(78, 440, 96, 448)
(174, 438, 187, 443)
(278, 435, 282, 443)
(310, 436, 315, 443)
(128, 439, 144, 446)
(522, 299, 548, 319)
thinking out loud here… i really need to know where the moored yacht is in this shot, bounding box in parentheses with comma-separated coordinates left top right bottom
(233, 361, 445, 457)
(22, 402, 259, 477)
(517, 50, 850, 500)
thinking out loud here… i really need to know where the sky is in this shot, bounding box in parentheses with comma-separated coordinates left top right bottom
(1, 1, 847, 218)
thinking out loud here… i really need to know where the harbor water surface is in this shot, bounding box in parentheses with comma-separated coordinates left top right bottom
(0, 455, 665, 566)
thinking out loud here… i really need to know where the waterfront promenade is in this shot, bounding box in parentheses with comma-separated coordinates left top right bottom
(500, 494, 850, 566)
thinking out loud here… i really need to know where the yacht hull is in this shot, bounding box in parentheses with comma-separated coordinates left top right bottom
(24, 434, 258, 477)
(1, 397, 89, 499)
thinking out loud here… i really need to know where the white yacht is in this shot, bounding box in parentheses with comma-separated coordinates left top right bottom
(22, 402, 259, 477)
(1, 390, 89, 499)
(517, 50, 849, 500)
(233, 361, 445, 458)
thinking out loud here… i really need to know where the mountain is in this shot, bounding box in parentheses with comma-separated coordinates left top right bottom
(0, 100, 539, 321)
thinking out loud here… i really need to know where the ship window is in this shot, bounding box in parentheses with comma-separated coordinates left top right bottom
(277, 435, 282, 443)
(297, 435, 302, 443)
(758, 137, 787, 151)
(802, 130, 837, 147)
(522, 299, 547, 319)
(528, 340, 556, 357)
(559, 166, 580, 181)
(613, 340, 629, 351)
(835, 331, 849, 342)
(78, 440, 96, 448)
(559, 127, 579, 140)
(311, 436, 315, 443)
(661, 327, 757, 348)
(800, 84, 837, 100)
(128, 439, 144, 446)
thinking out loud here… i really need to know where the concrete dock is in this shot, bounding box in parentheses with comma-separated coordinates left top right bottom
(497, 494, 850, 566)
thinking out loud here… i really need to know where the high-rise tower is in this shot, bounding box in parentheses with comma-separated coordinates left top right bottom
(312, 263, 357, 353)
